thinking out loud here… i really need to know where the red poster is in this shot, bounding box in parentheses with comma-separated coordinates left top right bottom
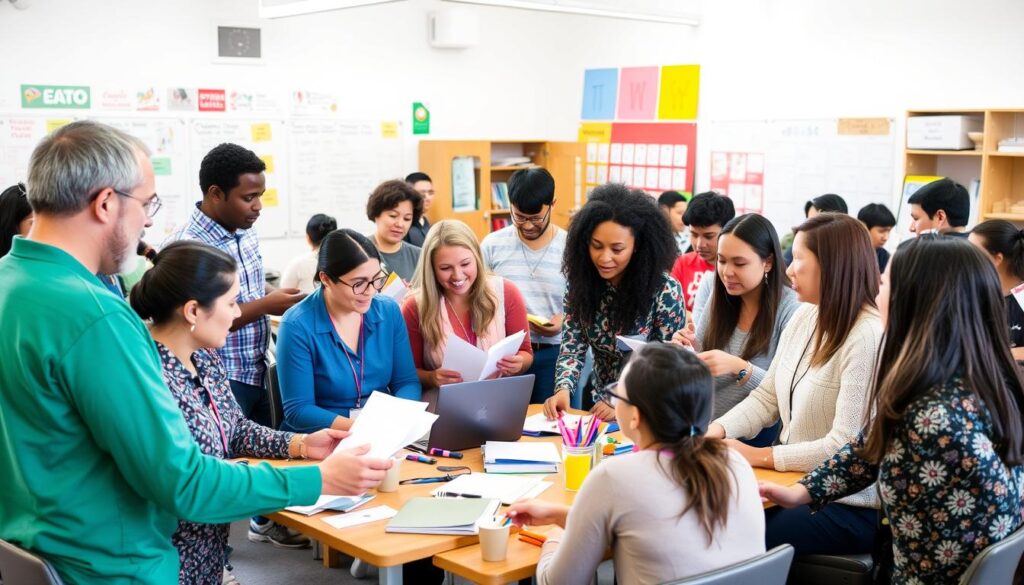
(710, 151, 765, 214)
(197, 89, 226, 112)
(606, 122, 696, 196)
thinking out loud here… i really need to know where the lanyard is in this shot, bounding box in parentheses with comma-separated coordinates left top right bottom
(194, 380, 230, 455)
(329, 311, 366, 408)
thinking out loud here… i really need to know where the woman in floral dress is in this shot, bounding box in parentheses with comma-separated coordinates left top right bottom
(761, 236, 1024, 584)
(130, 241, 348, 585)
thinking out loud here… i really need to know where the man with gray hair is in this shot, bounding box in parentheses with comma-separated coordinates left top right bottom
(0, 121, 390, 583)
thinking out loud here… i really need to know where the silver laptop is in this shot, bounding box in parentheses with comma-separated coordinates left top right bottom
(425, 374, 535, 452)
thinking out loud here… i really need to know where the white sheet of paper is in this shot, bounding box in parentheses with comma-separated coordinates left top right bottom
(522, 412, 583, 434)
(477, 330, 526, 381)
(322, 505, 398, 529)
(441, 334, 486, 382)
(380, 278, 407, 302)
(616, 335, 647, 352)
(332, 392, 436, 461)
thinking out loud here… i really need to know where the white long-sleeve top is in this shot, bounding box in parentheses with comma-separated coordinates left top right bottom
(536, 449, 766, 585)
(714, 303, 882, 507)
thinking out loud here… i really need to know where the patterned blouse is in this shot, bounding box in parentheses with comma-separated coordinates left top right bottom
(799, 377, 1024, 585)
(554, 272, 686, 400)
(156, 342, 295, 585)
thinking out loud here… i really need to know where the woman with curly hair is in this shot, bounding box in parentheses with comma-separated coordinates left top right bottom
(543, 184, 685, 421)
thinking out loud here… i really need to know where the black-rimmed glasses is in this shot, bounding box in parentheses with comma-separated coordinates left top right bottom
(510, 205, 551, 227)
(596, 382, 633, 407)
(337, 271, 388, 296)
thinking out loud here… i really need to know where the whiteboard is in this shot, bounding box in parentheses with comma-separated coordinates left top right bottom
(707, 119, 899, 236)
(0, 116, 54, 190)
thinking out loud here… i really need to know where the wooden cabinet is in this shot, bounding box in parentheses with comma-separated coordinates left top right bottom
(905, 109, 1024, 222)
(418, 139, 585, 241)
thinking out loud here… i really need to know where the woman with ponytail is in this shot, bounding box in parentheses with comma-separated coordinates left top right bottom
(969, 219, 1024, 360)
(131, 240, 363, 584)
(281, 213, 337, 294)
(507, 343, 765, 585)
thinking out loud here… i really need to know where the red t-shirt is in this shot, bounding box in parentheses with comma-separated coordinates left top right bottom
(670, 252, 714, 312)
(401, 278, 533, 370)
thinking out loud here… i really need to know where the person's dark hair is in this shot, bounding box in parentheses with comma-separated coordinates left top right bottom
(704, 214, 791, 359)
(657, 191, 687, 209)
(861, 237, 1024, 465)
(305, 213, 337, 247)
(317, 229, 380, 285)
(507, 167, 555, 214)
(623, 343, 735, 543)
(366, 179, 423, 224)
(683, 192, 735, 229)
(805, 193, 848, 215)
(971, 219, 1024, 280)
(129, 241, 237, 325)
(907, 178, 970, 227)
(0, 183, 32, 258)
(404, 172, 432, 185)
(857, 203, 896, 230)
(563, 184, 676, 332)
(793, 214, 878, 367)
(199, 143, 266, 196)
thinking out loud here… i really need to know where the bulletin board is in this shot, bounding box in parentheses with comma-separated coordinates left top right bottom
(707, 118, 898, 235)
(580, 121, 696, 197)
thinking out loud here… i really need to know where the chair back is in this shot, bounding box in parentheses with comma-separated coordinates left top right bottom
(266, 363, 284, 430)
(0, 539, 64, 585)
(959, 526, 1024, 585)
(660, 544, 794, 585)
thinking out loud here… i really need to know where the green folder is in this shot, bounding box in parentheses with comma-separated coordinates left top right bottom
(385, 497, 501, 535)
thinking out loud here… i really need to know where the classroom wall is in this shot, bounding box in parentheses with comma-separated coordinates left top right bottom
(2, 0, 1024, 271)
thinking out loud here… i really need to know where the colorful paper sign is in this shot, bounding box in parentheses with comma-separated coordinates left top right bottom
(412, 102, 430, 135)
(197, 89, 226, 112)
(21, 84, 91, 109)
(616, 67, 659, 120)
(167, 88, 195, 111)
(581, 68, 618, 120)
(578, 122, 613, 144)
(46, 119, 71, 133)
(262, 187, 279, 207)
(250, 123, 273, 142)
(135, 87, 160, 111)
(381, 121, 399, 138)
(259, 154, 275, 173)
(151, 157, 172, 176)
(657, 65, 700, 120)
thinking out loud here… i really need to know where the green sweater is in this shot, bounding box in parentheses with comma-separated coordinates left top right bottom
(0, 238, 321, 584)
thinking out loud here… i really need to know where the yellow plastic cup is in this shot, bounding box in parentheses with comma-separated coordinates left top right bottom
(563, 444, 595, 491)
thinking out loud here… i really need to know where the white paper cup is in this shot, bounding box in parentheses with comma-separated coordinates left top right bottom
(378, 456, 402, 493)
(479, 522, 511, 562)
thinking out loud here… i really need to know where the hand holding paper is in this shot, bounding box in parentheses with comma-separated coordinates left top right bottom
(332, 392, 438, 460)
(441, 330, 526, 383)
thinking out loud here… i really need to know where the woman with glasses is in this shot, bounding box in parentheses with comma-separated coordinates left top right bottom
(276, 228, 421, 432)
(508, 343, 765, 585)
(129, 240, 351, 585)
(402, 219, 533, 395)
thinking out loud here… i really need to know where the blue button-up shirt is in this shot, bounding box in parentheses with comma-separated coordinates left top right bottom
(275, 289, 421, 432)
(165, 204, 268, 386)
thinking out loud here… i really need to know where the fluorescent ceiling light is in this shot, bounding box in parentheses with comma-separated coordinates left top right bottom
(259, 0, 405, 19)
(442, 0, 701, 25)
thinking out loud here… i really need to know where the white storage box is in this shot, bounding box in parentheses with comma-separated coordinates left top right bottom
(907, 115, 983, 150)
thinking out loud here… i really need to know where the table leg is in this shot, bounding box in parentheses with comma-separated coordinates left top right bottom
(323, 544, 342, 568)
(379, 564, 403, 585)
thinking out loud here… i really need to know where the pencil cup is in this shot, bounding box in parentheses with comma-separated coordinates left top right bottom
(563, 444, 595, 491)
(478, 521, 511, 562)
(378, 456, 402, 493)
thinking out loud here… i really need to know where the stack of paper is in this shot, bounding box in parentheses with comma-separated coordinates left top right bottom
(286, 494, 374, 516)
(332, 392, 437, 463)
(441, 331, 526, 382)
(385, 497, 501, 535)
(522, 412, 583, 437)
(431, 473, 551, 504)
(380, 272, 407, 303)
(483, 441, 560, 474)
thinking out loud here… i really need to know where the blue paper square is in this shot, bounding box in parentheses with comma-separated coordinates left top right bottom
(581, 68, 618, 120)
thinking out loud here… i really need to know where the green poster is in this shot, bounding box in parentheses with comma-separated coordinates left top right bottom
(151, 157, 172, 176)
(412, 102, 430, 135)
(21, 84, 91, 109)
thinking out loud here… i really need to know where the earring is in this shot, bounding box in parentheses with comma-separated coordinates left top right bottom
(190, 323, 196, 333)
(763, 271, 769, 284)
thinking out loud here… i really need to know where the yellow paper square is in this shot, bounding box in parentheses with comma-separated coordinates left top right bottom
(251, 123, 273, 142)
(578, 122, 612, 143)
(263, 188, 279, 207)
(657, 65, 700, 120)
(47, 119, 72, 133)
(259, 155, 275, 174)
(381, 121, 399, 138)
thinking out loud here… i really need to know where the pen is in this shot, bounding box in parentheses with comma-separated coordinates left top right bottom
(406, 454, 437, 464)
(429, 448, 464, 459)
(439, 492, 481, 498)
(519, 529, 547, 543)
(518, 535, 545, 547)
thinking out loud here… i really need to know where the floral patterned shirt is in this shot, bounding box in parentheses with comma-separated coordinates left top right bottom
(799, 377, 1024, 585)
(554, 272, 686, 400)
(156, 342, 295, 585)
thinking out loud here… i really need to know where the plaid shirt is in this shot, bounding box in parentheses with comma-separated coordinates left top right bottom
(164, 204, 268, 386)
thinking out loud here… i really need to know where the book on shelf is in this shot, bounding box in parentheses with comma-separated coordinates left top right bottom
(493, 156, 533, 167)
(491, 182, 510, 209)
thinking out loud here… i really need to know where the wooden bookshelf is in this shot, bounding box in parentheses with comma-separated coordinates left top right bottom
(905, 109, 1024, 221)
(419, 140, 585, 240)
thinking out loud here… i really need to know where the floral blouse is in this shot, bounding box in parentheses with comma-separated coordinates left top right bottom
(800, 377, 1024, 585)
(156, 342, 295, 585)
(554, 272, 686, 401)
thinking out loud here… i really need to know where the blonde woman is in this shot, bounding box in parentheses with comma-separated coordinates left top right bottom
(401, 220, 533, 394)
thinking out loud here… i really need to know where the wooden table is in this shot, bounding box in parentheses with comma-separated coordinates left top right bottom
(432, 463, 805, 585)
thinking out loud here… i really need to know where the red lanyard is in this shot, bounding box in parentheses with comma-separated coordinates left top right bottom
(195, 383, 230, 455)
(330, 312, 366, 408)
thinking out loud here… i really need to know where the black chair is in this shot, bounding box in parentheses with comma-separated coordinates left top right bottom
(787, 553, 873, 585)
(266, 363, 284, 430)
(661, 544, 794, 584)
(0, 539, 64, 585)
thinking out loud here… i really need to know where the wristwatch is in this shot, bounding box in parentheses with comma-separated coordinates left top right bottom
(735, 362, 751, 384)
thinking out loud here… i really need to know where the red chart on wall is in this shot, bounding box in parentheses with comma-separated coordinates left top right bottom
(584, 122, 696, 197)
(709, 151, 765, 214)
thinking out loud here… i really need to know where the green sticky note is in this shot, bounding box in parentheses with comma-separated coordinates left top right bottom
(151, 157, 172, 176)
(412, 102, 430, 135)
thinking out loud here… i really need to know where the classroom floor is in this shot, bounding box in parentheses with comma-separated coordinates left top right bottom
(227, 519, 615, 584)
